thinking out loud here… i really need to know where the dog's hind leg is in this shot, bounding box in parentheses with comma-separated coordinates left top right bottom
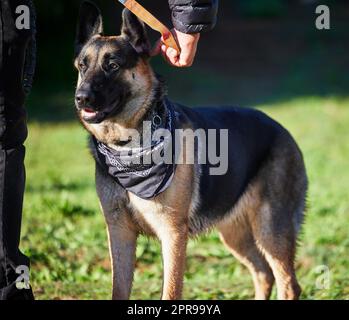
(249, 136, 307, 300)
(217, 206, 274, 300)
(251, 206, 301, 300)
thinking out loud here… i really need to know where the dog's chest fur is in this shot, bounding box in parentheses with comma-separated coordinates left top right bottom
(96, 158, 196, 237)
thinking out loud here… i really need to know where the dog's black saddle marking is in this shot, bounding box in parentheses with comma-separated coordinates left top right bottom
(178, 104, 285, 220)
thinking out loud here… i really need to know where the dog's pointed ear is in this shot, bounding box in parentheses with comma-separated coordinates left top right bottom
(121, 9, 150, 56)
(75, 1, 103, 57)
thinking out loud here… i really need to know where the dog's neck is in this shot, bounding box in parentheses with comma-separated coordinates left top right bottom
(83, 74, 166, 149)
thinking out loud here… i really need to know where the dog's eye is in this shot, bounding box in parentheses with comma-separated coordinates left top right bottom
(109, 62, 120, 71)
(79, 63, 87, 71)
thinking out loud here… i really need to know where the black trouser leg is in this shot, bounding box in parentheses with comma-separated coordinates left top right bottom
(0, 147, 34, 300)
(0, 0, 34, 300)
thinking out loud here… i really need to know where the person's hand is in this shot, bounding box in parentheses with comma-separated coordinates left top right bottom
(151, 29, 200, 67)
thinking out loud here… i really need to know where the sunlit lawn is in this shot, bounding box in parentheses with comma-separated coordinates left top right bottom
(21, 96, 349, 300)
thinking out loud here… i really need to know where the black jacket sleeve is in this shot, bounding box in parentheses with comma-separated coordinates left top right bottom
(168, 0, 218, 34)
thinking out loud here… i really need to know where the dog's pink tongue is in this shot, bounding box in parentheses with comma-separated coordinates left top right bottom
(83, 108, 95, 113)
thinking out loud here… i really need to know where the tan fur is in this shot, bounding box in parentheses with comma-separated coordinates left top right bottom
(251, 204, 302, 300)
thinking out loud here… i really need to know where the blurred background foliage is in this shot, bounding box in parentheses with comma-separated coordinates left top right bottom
(30, 0, 349, 121)
(23, 0, 349, 299)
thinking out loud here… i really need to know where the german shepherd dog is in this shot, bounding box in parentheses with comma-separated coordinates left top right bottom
(74, 1, 308, 300)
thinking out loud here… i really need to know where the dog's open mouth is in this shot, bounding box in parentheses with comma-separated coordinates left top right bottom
(79, 102, 121, 123)
(81, 108, 99, 121)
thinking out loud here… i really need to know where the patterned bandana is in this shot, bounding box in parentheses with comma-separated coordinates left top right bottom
(93, 100, 178, 200)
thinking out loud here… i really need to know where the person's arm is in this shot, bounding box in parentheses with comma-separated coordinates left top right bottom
(152, 0, 218, 67)
(169, 0, 218, 34)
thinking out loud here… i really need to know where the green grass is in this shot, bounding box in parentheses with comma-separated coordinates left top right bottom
(21, 96, 349, 300)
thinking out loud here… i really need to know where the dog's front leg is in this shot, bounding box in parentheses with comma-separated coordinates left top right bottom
(160, 226, 188, 300)
(106, 218, 138, 300)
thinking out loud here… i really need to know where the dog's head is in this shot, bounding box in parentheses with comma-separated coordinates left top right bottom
(74, 1, 156, 125)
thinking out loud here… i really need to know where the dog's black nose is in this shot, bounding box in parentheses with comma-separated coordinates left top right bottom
(75, 90, 93, 107)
